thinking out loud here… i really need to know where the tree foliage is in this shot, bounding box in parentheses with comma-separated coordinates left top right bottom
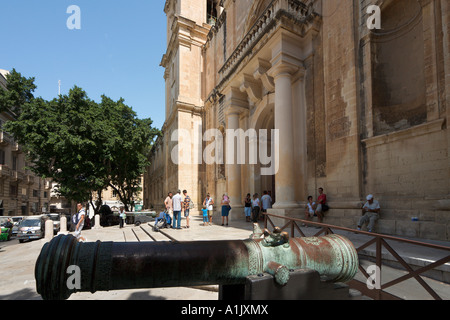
(0, 68, 36, 116)
(2, 70, 160, 212)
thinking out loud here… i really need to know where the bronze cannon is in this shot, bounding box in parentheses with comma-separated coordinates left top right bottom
(35, 226, 358, 300)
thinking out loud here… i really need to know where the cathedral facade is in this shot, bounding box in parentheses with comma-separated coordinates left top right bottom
(144, 0, 450, 241)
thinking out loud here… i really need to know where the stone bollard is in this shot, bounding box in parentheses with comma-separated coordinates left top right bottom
(93, 214, 102, 229)
(44, 219, 54, 241)
(58, 216, 68, 235)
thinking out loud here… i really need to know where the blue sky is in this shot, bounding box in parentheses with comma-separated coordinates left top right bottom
(0, 0, 167, 129)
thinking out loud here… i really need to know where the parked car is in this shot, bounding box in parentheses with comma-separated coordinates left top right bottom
(131, 211, 157, 226)
(0, 217, 14, 241)
(17, 216, 46, 243)
(0, 217, 13, 241)
(11, 216, 24, 236)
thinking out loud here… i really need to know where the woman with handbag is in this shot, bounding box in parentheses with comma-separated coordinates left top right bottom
(221, 194, 231, 226)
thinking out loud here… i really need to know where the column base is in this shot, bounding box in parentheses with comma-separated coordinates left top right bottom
(272, 201, 301, 209)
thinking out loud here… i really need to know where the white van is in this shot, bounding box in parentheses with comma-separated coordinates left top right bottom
(17, 216, 46, 243)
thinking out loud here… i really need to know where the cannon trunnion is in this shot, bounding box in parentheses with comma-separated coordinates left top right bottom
(35, 227, 358, 300)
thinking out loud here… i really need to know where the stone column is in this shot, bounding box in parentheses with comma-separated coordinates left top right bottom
(225, 108, 243, 213)
(268, 55, 302, 209)
(223, 86, 249, 215)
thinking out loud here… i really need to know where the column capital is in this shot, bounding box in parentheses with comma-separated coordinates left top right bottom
(268, 52, 304, 79)
(253, 58, 275, 92)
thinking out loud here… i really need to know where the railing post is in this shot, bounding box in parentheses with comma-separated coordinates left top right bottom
(290, 221, 295, 238)
(264, 213, 268, 229)
(376, 236, 382, 300)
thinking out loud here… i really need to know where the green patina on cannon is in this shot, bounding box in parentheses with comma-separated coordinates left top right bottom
(35, 224, 358, 300)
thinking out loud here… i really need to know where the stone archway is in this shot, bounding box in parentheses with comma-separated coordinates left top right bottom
(251, 96, 275, 202)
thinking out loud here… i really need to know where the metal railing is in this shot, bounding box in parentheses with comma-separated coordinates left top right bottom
(263, 212, 450, 300)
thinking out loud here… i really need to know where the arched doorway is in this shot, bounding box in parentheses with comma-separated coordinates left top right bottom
(251, 97, 275, 202)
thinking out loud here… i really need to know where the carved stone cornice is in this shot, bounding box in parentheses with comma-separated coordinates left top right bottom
(222, 86, 249, 116)
(253, 58, 275, 92)
(205, 0, 321, 99)
(239, 74, 262, 105)
(162, 15, 210, 68)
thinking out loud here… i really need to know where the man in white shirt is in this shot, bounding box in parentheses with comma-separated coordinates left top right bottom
(172, 190, 183, 230)
(357, 194, 381, 232)
(73, 203, 86, 242)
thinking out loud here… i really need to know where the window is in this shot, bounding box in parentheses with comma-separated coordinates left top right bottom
(12, 155, 17, 171)
(10, 184, 18, 197)
(207, 0, 218, 25)
(0, 150, 5, 165)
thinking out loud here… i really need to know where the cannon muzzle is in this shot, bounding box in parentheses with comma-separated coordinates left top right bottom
(35, 227, 358, 300)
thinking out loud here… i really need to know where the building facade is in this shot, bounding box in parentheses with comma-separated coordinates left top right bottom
(0, 70, 52, 217)
(145, 0, 450, 241)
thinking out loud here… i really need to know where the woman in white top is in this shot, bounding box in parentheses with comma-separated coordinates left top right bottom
(203, 193, 214, 226)
(303, 196, 316, 227)
(251, 193, 260, 223)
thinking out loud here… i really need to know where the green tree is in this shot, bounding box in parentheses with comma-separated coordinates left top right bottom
(4, 74, 160, 213)
(100, 96, 160, 210)
(0, 68, 36, 116)
(6, 87, 109, 206)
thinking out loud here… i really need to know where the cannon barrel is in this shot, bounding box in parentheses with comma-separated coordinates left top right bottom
(35, 228, 358, 300)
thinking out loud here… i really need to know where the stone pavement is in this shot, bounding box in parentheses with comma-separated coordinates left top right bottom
(0, 213, 449, 300)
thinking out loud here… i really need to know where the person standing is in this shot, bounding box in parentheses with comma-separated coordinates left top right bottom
(73, 203, 86, 242)
(201, 205, 209, 226)
(164, 192, 173, 218)
(252, 193, 261, 223)
(203, 193, 214, 226)
(182, 190, 191, 228)
(172, 190, 182, 230)
(221, 194, 231, 226)
(118, 206, 126, 228)
(244, 193, 252, 222)
(260, 190, 272, 218)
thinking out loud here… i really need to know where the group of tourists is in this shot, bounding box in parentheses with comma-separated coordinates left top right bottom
(243, 191, 273, 223)
(198, 190, 273, 226)
(158, 182, 382, 232)
(164, 190, 193, 229)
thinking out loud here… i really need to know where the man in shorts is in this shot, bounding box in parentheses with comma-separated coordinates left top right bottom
(260, 190, 272, 219)
(182, 190, 191, 228)
(73, 203, 86, 242)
